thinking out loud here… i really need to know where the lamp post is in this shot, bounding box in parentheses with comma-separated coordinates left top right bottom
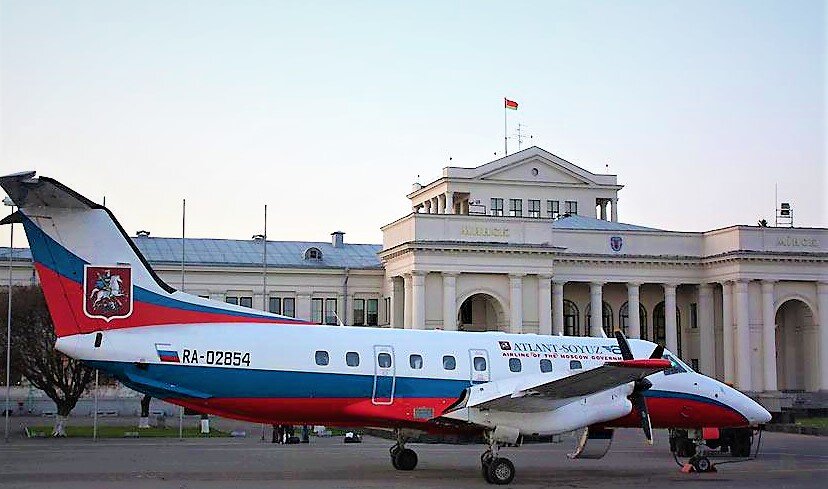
(253, 204, 268, 442)
(4, 196, 15, 443)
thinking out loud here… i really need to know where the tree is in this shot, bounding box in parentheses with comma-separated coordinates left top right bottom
(0, 286, 94, 436)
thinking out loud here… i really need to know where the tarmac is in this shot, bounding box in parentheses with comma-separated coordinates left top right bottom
(1, 421, 826, 488)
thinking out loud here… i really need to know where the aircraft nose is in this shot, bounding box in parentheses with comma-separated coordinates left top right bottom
(747, 400, 772, 425)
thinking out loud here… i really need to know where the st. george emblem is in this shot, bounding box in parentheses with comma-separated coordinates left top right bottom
(609, 236, 623, 253)
(83, 265, 133, 321)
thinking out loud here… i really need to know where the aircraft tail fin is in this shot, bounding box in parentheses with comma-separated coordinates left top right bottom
(1, 172, 305, 337)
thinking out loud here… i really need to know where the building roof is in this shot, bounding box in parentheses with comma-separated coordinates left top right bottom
(0, 237, 383, 270)
(550, 215, 662, 232)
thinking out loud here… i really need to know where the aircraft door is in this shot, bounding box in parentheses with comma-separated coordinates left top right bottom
(372, 345, 395, 405)
(469, 349, 490, 384)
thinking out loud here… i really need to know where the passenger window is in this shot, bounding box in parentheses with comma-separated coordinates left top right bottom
(509, 358, 522, 372)
(569, 360, 582, 370)
(473, 356, 487, 372)
(540, 359, 553, 373)
(443, 355, 456, 370)
(409, 354, 423, 369)
(315, 350, 329, 366)
(346, 351, 359, 367)
(378, 352, 392, 368)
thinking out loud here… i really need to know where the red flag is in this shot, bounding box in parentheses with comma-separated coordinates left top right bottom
(504, 98, 518, 110)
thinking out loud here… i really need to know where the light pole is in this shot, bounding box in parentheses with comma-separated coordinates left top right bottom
(253, 204, 268, 442)
(4, 196, 15, 443)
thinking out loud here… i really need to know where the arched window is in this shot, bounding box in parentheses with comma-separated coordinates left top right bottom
(619, 301, 648, 338)
(585, 301, 614, 336)
(304, 247, 323, 261)
(563, 300, 579, 336)
(653, 301, 682, 357)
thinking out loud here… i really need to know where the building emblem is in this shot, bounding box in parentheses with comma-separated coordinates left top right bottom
(609, 236, 623, 253)
(83, 265, 133, 321)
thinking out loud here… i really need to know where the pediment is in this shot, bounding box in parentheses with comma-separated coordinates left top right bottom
(476, 149, 599, 185)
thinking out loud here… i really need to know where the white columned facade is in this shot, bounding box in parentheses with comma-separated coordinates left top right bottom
(509, 274, 524, 334)
(817, 282, 828, 391)
(721, 281, 735, 384)
(403, 274, 413, 329)
(664, 283, 678, 353)
(734, 280, 752, 391)
(552, 281, 565, 336)
(589, 282, 604, 337)
(761, 280, 778, 391)
(538, 274, 552, 335)
(610, 198, 618, 222)
(442, 272, 458, 331)
(445, 192, 454, 214)
(698, 283, 715, 376)
(438, 194, 446, 214)
(627, 282, 641, 339)
(411, 271, 426, 329)
(391, 277, 404, 328)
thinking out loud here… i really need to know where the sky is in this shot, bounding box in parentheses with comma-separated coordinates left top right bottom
(0, 0, 825, 248)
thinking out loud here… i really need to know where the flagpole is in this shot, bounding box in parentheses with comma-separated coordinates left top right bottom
(504, 100, 508, 156)
(179, 198, 185, 440)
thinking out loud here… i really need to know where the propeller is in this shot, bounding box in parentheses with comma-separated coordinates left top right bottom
(614, 331, 662, 445)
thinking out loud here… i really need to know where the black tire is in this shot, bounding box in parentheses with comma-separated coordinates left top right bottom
(692, 456, 712, 473)
(486, 457, 515, 485)
(677, 439, 696, 458)
(391, 454, 400, 470)
(394, 448, 418, 471)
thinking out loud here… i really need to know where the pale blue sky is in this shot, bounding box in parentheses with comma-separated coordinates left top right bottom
(1, 0, 825, 247)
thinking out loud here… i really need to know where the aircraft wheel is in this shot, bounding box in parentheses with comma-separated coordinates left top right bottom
(692, 456, 712, 473)
(482, 459, 492, 483)
(393, 448, 418, 471)
(486, 457, 515, 485)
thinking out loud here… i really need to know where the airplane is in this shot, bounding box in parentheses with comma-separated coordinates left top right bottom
(0, 171, 771, 485)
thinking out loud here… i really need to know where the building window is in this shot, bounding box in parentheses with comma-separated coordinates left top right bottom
(563, 300, 580, 336)
(654, 301, 682, 357)
(540, 359, 553, 373)
(225, 296, 239, 305)
(585, 301, 614, 336)
(460, 300, 473, 325)
(304, 247, 323, 261)
(346, 351, 360, 367)
(565, 200, 578, 215)
(268, 297, 281, 314)
(690, 303, 698, 329)
(367, 299, 379, 326)
(547, 200, 560, 219)
(315, 350, 329, 366)
(509, 358, 522, 372)
(324, 298, 338, 325)
(311, 298, 324, 324)
(509, 199, 522, 217)
(226, 295, 251, 307)
(619, 302, 648, 339)
(282, 298, 295, 318)
(353, 299, 365, 326)
(691, 359, 699, 371)
(239, 297, 252, 308)
(443, 355, 456, 370)
(409, 354, 423, 369)
(528, 199, 540, 218)
(490, 198, 504, 216)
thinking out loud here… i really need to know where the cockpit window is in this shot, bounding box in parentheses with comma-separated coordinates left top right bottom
(662, 354, 689, 375)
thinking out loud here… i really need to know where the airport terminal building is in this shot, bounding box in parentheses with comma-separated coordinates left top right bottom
(3, 147, 827, 411)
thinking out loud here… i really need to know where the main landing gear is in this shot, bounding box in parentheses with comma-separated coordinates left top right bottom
(389, 430, 418, 471)
(480, 431, 517, 485)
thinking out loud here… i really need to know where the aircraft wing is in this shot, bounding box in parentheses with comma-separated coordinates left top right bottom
(443, 358, 671, 414)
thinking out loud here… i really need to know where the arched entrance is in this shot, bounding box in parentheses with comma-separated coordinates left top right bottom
(775, 299, 819, 392)
(458, 293, 506, 332)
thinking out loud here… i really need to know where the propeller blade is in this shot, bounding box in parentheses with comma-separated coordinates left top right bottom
(649, 344, 664, 359)
(614, 331, 634, 360)
(632, 393, 654, 445)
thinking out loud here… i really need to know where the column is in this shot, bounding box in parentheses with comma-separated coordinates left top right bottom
(403, 274, 412, 329)
(590, 282, 604, 337)
(423, 200, 432, 214)
(509, 274, 524, 334)
(431, 197, 439, 214)
(610, 198, 618, 222)
(538, 274, 552, 336)
(411, 271, 426, 329)
(445, 192, 454, 214)
(627, 282, 641, 339)
(442, 272, 458, 331)
(438, 194, 446, 214)
(721, 281, 735, 384)
(734, 280, 752, 391)
(552, 281, 565, 335)
(599, 201, 607, 220)
(817, 282, 828, 390)
(664, 283, 678, 353)
(761, 280, 778, 391)
(391, 277, 405, 328)
(698, 283, 715, 376)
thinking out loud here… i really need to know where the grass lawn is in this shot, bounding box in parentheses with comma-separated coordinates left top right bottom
(26, 425, 230, 438)
(796, 417, 828, 429)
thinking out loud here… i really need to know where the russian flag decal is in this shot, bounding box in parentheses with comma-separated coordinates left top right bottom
(155, 343, 180, 363)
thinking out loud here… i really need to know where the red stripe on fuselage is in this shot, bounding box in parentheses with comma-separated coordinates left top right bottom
(34, 264, 308, 336)
(608, 396, 748, 429)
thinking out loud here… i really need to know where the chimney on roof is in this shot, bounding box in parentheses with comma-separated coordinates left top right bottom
(136, 230, 150, 237)
(331, 231, 345, 248)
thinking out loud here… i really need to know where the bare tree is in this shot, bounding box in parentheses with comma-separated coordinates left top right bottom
(0, 286, 94, 436)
